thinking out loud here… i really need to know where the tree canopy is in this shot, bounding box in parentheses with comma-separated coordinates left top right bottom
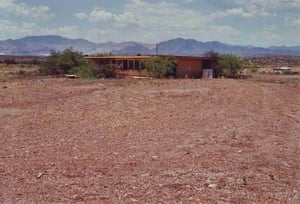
(40, 49, 99, 78)
(220, 54, 243, 78)
(203, 50, 220, 58)
(143, 56, 177, 78)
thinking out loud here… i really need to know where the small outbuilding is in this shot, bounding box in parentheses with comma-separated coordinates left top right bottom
(273, 67, 291, 74)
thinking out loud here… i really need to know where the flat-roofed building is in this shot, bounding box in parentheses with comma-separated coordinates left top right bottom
(85, 55, 220, 78)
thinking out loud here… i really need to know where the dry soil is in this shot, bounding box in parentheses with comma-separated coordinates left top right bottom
(0, 77, 299, 203)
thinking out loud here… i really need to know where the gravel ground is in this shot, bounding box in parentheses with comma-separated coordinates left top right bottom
(0, 77, 299, 203)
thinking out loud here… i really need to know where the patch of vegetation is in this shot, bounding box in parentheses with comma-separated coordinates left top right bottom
(282, 70, 300, 75)
(68, 63, 98, 78)
(16, 70, 28, 78)
(96, 52, 113, 57)
(29, 59, 41, 65)
(20, 64, 34, 69)
(204, 50, 220, 58)
(4, 59, 17, 65)
(220, 54, 243, 78)
(98, 64, 117, 78)
(243, 61, 258, 74)
(39, 48, 112, 78)
(143, 55, 177, 78)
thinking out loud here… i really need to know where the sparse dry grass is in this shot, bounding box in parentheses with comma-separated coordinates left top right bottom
(0, 63, 39, 81)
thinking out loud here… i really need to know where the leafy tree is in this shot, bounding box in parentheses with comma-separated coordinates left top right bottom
(98, 64, 117, 78)
(69, 61, 98, 78)
(56, 48, 86, 74)
(220, 54, 243, 78)
(243, 61, 258, 74)
(39, 50, 61, 75)
(204, 50, 220, 58)
(97, 52, 113, 57)
(40, 49, 98, 78)
(143, 56, 177, 78)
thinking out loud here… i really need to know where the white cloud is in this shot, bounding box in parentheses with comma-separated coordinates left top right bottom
(0, 19, 79, 39)
(74, 7, 138, 28)
(0, 0, 55, 20)
(284, 17, 300, 26)
(1, 0, 299, 46)
(212, 0, 300, 19)
(74, 12, 88, 20)
(74, 0, 239, 43)
(234, 0, 300, 15)
(212, 8, 254, 18)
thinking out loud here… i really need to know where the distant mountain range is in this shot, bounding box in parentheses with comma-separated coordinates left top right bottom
(0, 35, 299, 56)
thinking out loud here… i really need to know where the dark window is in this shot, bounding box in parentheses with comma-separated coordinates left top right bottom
(123, 60, 128, 70)
(129, 60, 134, 69)
(135, 60, 140, 70)
(203, 60, 211, 69)
(141, 62, 145, 69)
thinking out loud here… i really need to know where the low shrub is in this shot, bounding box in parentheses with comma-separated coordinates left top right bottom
(143, 56, 177, 78)
(69, 63, 98, 79)
(39, 49, 98, 78)
(98, 64, 117, 78)
(220, 54, 243, 78)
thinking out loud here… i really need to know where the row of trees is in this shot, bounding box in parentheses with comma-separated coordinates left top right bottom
(40, 48, 245, 79)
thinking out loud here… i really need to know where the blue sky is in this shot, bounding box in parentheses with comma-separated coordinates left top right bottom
(0, 0, 300, 47)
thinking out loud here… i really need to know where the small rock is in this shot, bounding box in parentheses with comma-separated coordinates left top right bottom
(152, 155, 158, 159)
(268, 173, 275, 181)
(208, 184, 218, 188)
(238, 150, 242, 153)
(73, 194, 83, 201)
(130, 198, 138, 202)
(2, 86, 8, 89)
(37, 171, 44, 178)
(141, 173, 150, 177)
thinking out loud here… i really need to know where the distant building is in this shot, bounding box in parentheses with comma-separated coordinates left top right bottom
(85, 55, 220, 78)
(272, 67, 291, 74)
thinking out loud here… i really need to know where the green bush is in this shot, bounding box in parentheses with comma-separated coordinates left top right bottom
(39, 49, 98, 78)
(204, 50, 219, 58)
(39, 51, 62, 75)
(243, 62, 258, 74)
(98, 64, 117, 78)
(220, 54, 243, 78)
(143, 56, 177, 78)
(56, 49, 86, 74)
(69, 63, 98, 79)
(30, 59, 40, 65)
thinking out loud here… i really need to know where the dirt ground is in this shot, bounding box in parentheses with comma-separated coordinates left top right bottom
(0, 76, 299, 203)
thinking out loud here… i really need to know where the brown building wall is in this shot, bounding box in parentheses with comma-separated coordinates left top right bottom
(176, 58, 203, 78)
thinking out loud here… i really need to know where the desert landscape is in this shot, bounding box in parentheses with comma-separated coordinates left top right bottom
(2, 0, 300, 202)
(1, 66, 299, 203)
